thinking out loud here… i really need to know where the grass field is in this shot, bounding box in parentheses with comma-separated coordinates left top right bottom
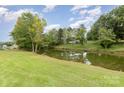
(55, 41, 100, 51)
(55, 41, 124, 53)
(0, 50, 124, 86)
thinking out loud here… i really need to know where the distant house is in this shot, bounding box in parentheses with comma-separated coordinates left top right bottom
(9, 44, 18, 49)
(68, 40, 80, 44)
(2, 45, 8, 50)
(2, 44, 18, 50)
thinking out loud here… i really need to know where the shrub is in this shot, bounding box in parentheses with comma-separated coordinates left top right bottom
(98, 28, 116, 48)
(100, 39, 114, 48)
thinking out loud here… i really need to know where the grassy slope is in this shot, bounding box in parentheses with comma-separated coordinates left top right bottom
(0, 50, 124, 86)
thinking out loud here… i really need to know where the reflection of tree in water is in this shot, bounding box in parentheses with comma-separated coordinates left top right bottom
(66, 51, 81, 61)
(60, 50, 91, 64)
(45, 50, 124, 71)
(83, 52, 91, 65)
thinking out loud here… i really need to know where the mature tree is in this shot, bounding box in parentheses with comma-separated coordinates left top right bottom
(29, 15, 47, 53)
(76, 28, 86, 45)
(66, 27, 74, 43)
(11, 12, 34, 49)
(62, 28, 68, 44)
(90, 5, 124, 41)
(87, 23, 100, 40)
(58, 28, 64, 44)
(11, 12, 47, 52)
(108, 5, 124, 40)
(64, 27, 74, 43)
(98, 28, 116, 48)
(44, 29, 59, 46)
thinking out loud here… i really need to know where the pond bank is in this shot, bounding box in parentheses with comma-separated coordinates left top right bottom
(42, 49, 124, 72)
(55, 44, 124, 57)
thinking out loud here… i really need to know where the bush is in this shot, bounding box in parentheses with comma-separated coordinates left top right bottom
(98, 28, 116, 49)
(100, 39, 114, 48)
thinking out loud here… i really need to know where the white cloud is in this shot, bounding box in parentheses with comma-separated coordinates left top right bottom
(69, 20, 86, 28)
(83, 17, 95, 31)
(4, 9, 36, 22)
(71, 5, 89, 12)
(87, 6, 101, 17)
(79, 6, 101, 16)
(79, 10, 88, 15)
(45, 24, 60, 32)
(42, 5, 57, 13)
(0, 7, 8, 15)
(0, 7, 42, 22)
(70, 6, 102, 31)
(69, 17, 75, 22)
(69, 16, 96, 30)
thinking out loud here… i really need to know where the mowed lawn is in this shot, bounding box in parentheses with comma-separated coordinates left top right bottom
(0, 50, 124, 86)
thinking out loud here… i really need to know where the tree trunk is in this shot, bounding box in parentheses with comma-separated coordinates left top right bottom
(35, 44, 38, 53)
(32, 42, 35, 53)
(38, 45, 41, 52)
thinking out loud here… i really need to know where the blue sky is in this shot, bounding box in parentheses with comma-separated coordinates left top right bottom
(0, 5, 118, 42)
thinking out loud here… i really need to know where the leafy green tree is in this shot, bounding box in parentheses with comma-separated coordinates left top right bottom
(62, 28, 68, 44)
(98, 28, 116, 48)
(11, 12, 34, 49)
(66, 27, 74, 43)
(109, 5, 124, 40)
(11, 12, 47, 53)
(76, 28, 86, 45)
(64, 27, 75, 43)
(90, 5, 124, 40)
(87, 24, 100, 40)
(44, 29, 59, 46)
(29, 15, 47, 53)
(58, 28, 64, 44)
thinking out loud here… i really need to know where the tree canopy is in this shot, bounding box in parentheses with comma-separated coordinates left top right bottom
(88, 5, 124, 41)
(11, 12, 47, 52)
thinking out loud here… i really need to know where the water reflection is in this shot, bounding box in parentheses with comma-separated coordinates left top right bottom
(83, 51, 92, 65)
(84, 59, 92, 65)
(42, 49, 124, 71)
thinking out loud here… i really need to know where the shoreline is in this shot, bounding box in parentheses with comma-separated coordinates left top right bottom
(54, 47, 124, 57)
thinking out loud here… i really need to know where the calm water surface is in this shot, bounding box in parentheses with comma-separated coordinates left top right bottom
(41, 49, 124, 72)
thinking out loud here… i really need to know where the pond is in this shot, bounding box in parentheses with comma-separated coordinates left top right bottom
(40, 49, 124, 72)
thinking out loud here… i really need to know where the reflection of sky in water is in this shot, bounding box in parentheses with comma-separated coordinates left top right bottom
(60, 52, 91, 65)
(44, 50, 124, 72)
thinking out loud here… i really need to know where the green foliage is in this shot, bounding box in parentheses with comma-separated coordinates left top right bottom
(43, 26, 87, 46)
(44, 29, 59, 46)
(90, 5, 124, 40)
(64, 27, 76, 43)
(29, 15, 47, 52)
(76, 28, 86, 45)
(2, 42, 14, 46)
(98, 28, 116, 48)
(87, 26, 99, 40)
(11, 12, 47, 52)
(58, 28, 64, 44)
(11, 12, 34, 49)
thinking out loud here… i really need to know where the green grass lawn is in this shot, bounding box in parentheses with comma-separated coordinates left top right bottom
(0, 50, 124, 86)
(55, 41, 100, 51)
(55, 41, 124, 53)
